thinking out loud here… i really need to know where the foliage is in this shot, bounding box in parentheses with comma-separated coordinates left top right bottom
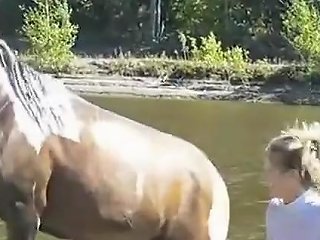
(179, 32, 250, 75)
(63, 57, 307, 84)
(282, 0, 320, 68)
(4, 0, 320, 80)
(21, 0, 78, 72)
(0, 0, 295, 60)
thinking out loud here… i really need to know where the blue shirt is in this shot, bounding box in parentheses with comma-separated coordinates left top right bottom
(266, 189, 320, 240)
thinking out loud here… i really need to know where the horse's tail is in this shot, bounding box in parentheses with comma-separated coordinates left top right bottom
(207, 162, 230, 240)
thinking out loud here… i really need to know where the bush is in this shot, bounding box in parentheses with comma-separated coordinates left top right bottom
(21, 0, 78, 72)
(282, 0, 320, 68)
(179, 32, 250, 75)
(97, 57, 279, 83)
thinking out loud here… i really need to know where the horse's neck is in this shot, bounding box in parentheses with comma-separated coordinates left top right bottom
(10, 74, 82, 154)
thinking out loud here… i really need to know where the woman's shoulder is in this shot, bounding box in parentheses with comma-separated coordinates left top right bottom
(266, 189, 320, 210)
(266, 198, 283, 216)
(267, 198, 283, 207)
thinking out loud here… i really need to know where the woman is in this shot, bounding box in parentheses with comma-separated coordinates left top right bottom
(265, 124, 320, 240)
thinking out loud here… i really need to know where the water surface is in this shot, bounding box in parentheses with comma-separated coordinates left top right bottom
(2, 97, 320, 239)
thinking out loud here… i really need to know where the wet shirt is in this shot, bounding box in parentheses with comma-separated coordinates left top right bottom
(266, 189, 320, 240)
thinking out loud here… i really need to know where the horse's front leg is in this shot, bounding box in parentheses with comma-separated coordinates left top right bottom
(4, 182, 40, 240)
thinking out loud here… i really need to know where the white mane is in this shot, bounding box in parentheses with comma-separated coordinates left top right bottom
(283, 120, 320, 190)
(283, 121, 320, 143)
(0, 39, 81, 153)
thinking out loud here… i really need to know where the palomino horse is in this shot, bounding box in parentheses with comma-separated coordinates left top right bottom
(0, 39, 229, 240)
(278, 121, 320, 189)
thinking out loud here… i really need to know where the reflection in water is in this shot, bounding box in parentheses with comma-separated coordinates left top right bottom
(3, 97, 320, 240)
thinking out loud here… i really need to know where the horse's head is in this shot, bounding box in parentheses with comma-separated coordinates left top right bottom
(283, 121, 320, 189)
(0, 180, 40, 240)
(0, 39, 40, 240)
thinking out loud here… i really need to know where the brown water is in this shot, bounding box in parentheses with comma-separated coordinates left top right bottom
(2, 96, 320, 239)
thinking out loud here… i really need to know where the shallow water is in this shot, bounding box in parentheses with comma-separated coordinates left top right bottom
(2, 97, 320, 239)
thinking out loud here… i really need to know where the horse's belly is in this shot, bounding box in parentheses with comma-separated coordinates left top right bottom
(41, 206, 160, 240)
(40, 164, 161, 239)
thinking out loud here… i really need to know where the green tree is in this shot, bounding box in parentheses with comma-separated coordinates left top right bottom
(21, 0, 78, 71)
(282, 0, 320, 64)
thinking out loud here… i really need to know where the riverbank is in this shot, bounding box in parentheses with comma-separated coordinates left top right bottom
(31, 57, 320, 105)
(59, 74, 320, 105)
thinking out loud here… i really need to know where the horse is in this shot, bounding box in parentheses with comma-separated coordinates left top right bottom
(0, 39, 230, 240)
(277, 121, 320, 190)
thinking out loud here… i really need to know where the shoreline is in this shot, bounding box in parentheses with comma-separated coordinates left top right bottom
(56, 73, 320, 106)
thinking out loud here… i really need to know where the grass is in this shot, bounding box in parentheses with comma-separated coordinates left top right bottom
(96, 58, 310, 83)
(18, 54, 315, 84)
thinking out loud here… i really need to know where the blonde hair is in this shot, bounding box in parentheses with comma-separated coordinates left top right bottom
(266, 121, 320, 190)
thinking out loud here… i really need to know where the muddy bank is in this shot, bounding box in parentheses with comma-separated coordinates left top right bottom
(54, 73, 320, 105)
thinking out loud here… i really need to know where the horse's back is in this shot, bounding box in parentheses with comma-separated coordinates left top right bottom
(85, 108, 219, 239)
(40, 97, 229, 240)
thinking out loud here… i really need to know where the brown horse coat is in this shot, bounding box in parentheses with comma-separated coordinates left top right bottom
(0, 39, 230, 240)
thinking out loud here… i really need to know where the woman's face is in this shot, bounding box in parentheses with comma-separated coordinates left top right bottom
(264, 152, 297, 199)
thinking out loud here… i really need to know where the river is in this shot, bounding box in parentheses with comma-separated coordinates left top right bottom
(1, 96, 320, 239)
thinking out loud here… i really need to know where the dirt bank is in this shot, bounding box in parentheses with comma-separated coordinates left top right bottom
(56, 73, 320, 105)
